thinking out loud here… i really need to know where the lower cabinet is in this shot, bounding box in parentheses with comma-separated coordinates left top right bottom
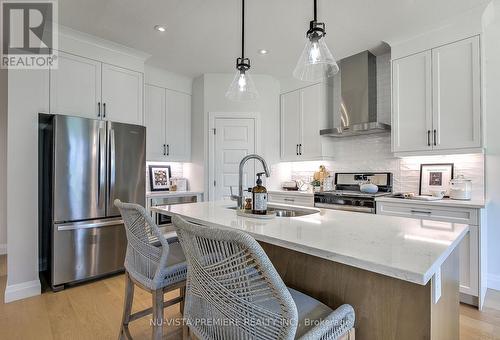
(376, 200, 486, 309)
(268, 192, 314, 207)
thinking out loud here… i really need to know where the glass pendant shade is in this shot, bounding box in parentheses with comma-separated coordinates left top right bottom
(226, 70, 259, 101)
(293, 36, 339, 82)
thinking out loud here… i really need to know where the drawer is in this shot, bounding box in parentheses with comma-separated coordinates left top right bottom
(268, 193, 314, 207)
(376, 201, 479, 225)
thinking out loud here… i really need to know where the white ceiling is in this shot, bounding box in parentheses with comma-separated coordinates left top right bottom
(58, 0, 490, 78)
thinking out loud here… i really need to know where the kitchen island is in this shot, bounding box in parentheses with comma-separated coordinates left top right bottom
(152, 201, 469, 340)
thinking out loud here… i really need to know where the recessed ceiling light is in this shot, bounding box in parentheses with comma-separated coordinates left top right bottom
(258, 49, 269, 55)
(154, 25, 166, 32)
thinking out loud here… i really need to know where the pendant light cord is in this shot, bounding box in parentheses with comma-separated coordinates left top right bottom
(313, 0, 317, 22)
(241, 0, 245, 59)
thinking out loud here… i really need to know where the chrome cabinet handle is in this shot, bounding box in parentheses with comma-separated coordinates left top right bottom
(433, 129, 437, 146)
(411, 210, 432, 215)
(427, 130, 431, 146)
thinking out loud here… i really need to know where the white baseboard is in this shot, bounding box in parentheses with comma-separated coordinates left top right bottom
(488, 274, 500, 292)
(4, 279, 41, 303)
(0, 243, 6, 255)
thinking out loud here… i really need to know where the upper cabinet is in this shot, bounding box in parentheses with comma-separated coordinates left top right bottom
(50, 52, 101, 120)
(432, 37, 481, 150)
(102, 64, 144, 125)
(280, 83, 330, 161)
(392, 51, 432, 153)
(392, 36, 482, 155)
(50, 52, 144, 125)
(145, 85, 191, 162)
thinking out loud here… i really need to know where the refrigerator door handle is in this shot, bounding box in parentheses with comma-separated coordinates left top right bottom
(57, 219, 124, 231)
(98, 126, 106, 207)
(109, 129, 116, 204)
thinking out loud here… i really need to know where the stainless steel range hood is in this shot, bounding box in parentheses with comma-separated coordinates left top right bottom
(320, 51, 391, 137)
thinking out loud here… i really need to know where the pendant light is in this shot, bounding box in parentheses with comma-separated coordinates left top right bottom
(293, 0, 339, 82)
(226, 0, 259, 101)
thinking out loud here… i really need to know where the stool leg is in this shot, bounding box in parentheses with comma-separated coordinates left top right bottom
(179, 286, 186, 315)
(119, 272, 134, 340)
(152, 288, 164, 340)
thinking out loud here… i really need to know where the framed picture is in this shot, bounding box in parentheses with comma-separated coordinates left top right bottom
(149, 165, 171, 192)
(419, 163, 454, 197)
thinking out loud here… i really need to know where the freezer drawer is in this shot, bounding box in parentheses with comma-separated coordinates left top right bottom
(52, 218, 127, 287)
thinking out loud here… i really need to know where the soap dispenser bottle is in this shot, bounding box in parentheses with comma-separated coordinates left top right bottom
(252, 172, 268, 215)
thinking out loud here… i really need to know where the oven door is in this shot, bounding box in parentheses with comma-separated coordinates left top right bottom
(314, 194, 376, 213)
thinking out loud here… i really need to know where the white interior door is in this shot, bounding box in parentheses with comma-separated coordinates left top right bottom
(102, 63, 144, 125)
(50, 51, 101, 119)
(213, 118, 255, 201)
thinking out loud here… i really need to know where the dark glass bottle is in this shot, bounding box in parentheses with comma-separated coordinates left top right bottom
(252, 173, 268, 215)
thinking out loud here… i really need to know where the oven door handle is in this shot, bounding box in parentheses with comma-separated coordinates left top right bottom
(314, 203, 375, 213)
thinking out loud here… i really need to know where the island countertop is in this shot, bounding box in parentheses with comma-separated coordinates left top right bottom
(152, 201, 469, 286)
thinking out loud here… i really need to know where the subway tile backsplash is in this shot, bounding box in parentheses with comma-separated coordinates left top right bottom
(269, 134, 484, 199)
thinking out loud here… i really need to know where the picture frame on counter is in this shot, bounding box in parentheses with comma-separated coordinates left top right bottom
(149, 165, 171, 192)
(419, 163, 454, 197)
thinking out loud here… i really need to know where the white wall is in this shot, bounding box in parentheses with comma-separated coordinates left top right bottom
(144, 65, 192, 95)
(484, 0, 500, 290)
(188, 73, 280, 198)
(0, 69, 7, 255)
(5, 69, 49, 302)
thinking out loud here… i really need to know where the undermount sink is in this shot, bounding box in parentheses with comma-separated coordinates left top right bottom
(227, 204, 319, 217)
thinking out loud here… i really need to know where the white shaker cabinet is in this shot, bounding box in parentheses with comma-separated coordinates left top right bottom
(432, 37, 481, 150)
(280, 83, 329, 161)
(145, 85, 166, 160)
(50, 52, 144, 125)
(280, 90, 302, 161)
(102, 64, 144, 125)
(392, 51, 432, 153)
(145, 85, 191, 162)
(392, 36, 482, 155)
(50, 52, 101, 119)
(165, 89, 191, 161)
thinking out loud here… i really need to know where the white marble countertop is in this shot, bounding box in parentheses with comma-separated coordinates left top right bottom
(152, 201, 468, 286)
(376, 196, 486, 209)
(146, 191, 203, 198)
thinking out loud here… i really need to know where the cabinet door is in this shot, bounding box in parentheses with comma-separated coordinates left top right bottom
(392, 51, 433, 152)
(50, 52, 101, 119)
(165, 89, 191, 161)
(432, 37, 481, 150)
(300, 84, 323, 159)
(102, 64, 144, 125)
(459, 225, 479, 296)
(280, 91, 301, 161)
(145, 85, 166, 161)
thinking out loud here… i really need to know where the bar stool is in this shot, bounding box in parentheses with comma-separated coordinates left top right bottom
(114, 199, 187, 340)
(172, 215, 355, 340)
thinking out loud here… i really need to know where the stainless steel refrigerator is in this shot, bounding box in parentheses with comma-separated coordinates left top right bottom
(39, 114, 145, 290)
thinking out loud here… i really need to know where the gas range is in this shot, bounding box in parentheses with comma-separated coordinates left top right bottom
(314, 172, 393, 214)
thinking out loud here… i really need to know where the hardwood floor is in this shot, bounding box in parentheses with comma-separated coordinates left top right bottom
(1, 255, 499, 339)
